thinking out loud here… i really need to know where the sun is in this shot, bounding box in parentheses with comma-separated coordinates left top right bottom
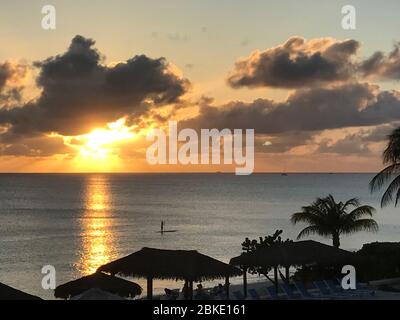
(59, 119, 135, 166)
(78, 120, 135, 159)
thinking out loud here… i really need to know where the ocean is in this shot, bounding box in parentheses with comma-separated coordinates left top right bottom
(0, 173, 399, 299)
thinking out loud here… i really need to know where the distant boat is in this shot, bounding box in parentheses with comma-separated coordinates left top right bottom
(281, 163, 288, 176)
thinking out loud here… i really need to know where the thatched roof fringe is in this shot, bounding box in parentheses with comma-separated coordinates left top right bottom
(98, 247, 242, 281)
(0, 282, 42, 300)
(54, 272, 142, 299)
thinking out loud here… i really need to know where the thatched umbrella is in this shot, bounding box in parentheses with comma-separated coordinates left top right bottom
(0, 282, 42, 300)
(230, 240, 355, 294)
(70, 288, 126, 300)
(98, 247, 242, 299)
(54, 271, 142, 299)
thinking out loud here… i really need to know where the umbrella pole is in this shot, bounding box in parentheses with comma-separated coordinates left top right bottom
(243, 267, 247, 298)
(147, 276, 153, 300)
(274, 266, 278, 293)
(189, 280, 193, 300)
(225, 276, 230, 300)
(285, 266, 290, 282)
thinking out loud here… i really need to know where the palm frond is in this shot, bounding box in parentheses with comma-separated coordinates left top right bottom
(347, 205, 375, 220)
(297, 226, 328, 239)
(380, 174, 400, 207)
(342, 198, 360, 210)
(383, 128, 400, 164)
(291, 211, 323, 225)
(341, 219, 379, 234)
(369, 163, 400, 193)
(395, 186, 400, 207)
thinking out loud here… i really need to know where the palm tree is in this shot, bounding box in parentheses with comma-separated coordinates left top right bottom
(291, 195, 378, 248)
(370, 127, 400, 207)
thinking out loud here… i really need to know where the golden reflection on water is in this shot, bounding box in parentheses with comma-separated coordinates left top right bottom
(78, 175, 116, 275)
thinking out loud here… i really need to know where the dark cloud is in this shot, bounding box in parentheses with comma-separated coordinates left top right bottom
(256, 131, 315, 153)
(0, 87, 22, 105)
(183, 83, 400, 134)
(318, 134, 372, 155)
(257, 124, 397, 156)
(0, 62, 25, 92)
(316, 124, 397, 156)
(0, 62, 26, 105)
(360, 123, 398, 142)
(0, 135, 72, 157)
(0, 63, 11, 91)
(0, 35, 190, 137)
(360, 42, 400, 80)
(227, 37, 360, 89)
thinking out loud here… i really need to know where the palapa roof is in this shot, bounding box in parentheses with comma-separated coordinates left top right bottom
(70, 288, 126, 300)
(0, 282, 42, 300)
(54, 272, 142, 299)
(98, 247, 242, 281)
(230, 240, 355, 268)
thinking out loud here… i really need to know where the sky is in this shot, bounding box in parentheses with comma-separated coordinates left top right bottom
(0, 0, 400, 172)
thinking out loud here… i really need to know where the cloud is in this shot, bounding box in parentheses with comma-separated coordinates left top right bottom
(0, 61, 27, 105)
(317, 123, 397, 155)
(2, 35, 400, 161)
(183, 83, 400, 134)
(256, 131, 315, 153)
(360, 42, 400, 80)
(316, 124, 395, 156)
(0, 63, 11, 92)
(0, 135, 72, 157)
(227, 37, 360, 89)
(0, 62, 25, 92)
(0, 35, 190, 138)
(317, 134, 372, 155)
(256, 124, 397, 156)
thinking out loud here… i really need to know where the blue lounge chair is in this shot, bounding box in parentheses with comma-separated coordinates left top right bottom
(330, 279, 374, 299)
(281, 283, 299, 299)
(337, 277, 369, 291)
(266, 286, 282, 300)
(324, 279, 360, 299)
(315, 280, 358, 299)
(314, 281, 332, 296)
(233, 291, 246, 300)
(248, 289, 261, 300)
(294, 282, 316, 299)
(325, 279, 343, 293)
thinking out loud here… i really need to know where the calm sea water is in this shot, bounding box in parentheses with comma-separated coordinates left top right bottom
(0, 173, 399, 299)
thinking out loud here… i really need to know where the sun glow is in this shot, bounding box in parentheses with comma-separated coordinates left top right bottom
(63, 119, 135, 161)
(79, 120, 135, 159)
(57, 118, 137, 171)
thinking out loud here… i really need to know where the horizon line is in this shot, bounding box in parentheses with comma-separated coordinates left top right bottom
(0, 171, 380, 174)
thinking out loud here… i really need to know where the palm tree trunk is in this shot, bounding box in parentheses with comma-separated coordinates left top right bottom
(332, 232, 340, 248)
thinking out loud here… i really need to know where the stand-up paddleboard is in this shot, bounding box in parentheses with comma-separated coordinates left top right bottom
(158, 220, 176, 233)
(156, 230, 178, 233)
